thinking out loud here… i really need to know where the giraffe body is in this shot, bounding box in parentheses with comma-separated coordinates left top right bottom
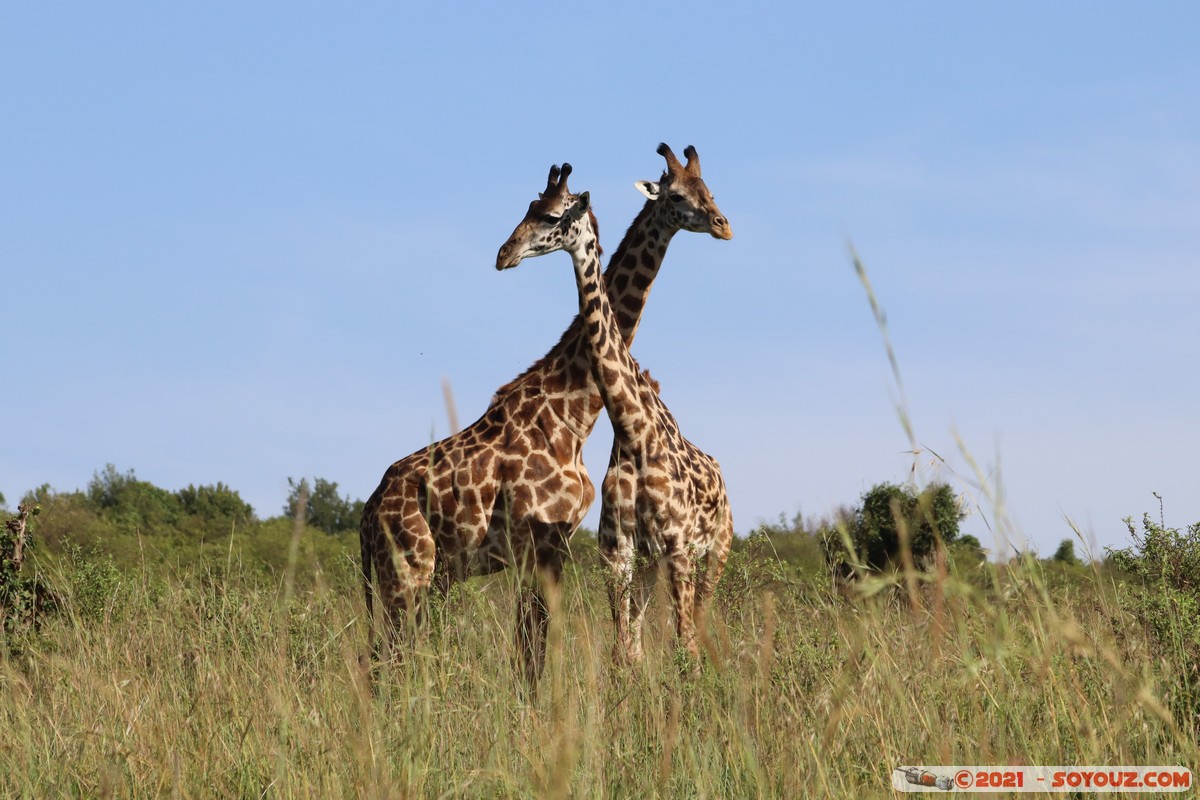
(600, 378, 734, 664)
(496, 160, 733, 664)
(360, 144, 730, 683)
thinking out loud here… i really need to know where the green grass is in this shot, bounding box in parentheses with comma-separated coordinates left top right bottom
(1, 541, 1195, 798)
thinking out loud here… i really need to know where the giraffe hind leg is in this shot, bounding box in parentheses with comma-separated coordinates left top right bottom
(514, 522, 568, 692)
(666, 548, 700, 664)
(694, 515, 733, 628)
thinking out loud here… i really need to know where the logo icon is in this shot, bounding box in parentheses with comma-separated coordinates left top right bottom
(895, 766, 954, 791)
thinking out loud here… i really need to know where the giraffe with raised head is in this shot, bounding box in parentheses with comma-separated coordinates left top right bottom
(496, 163, 734, 663)
(598, 145, 735, 664)
(359, 144, 730, 685)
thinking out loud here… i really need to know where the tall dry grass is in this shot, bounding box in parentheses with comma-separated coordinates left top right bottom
(3, 252, 1193, 797)
(0, 544, 1195, 797)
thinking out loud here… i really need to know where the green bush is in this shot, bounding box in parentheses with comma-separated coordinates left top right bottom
(87, 464, 182, 535)
(1, 504, 52, 636)
(1107, 513, 1200, 721)
(821, 482, 965, 577)
(1051, 539, 1078, 564)
(740, 513, 829, 578)
(284, 477, 364, 535)
(11, 468, 363, 594)
(64, 542, 126, 621)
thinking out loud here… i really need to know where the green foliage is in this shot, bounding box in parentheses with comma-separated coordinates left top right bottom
(1108, 512, 1200, 720)
(952, 533, 985, 561)
(63, 542, 126, 621)
(84, 462, 255, 537)
(177, 482, 255, 524)
(1, 504, 51, 635)
(565, 525, 601, 570)
(821, 481, 965, 577)
(1051, 538, 1080, 565)
(246, 518, 359, 585)
(284, 477, 364, 535)
(84, 465, 257, 541)
(944, 533, 993, 589)
(12, 467, 359, 592)
(18, 487, 136, 562)
(740, 512, 829, 578)
(719, 531, 782, 607)
(87, 464, 181, 535)
(21, 483, 52, 507)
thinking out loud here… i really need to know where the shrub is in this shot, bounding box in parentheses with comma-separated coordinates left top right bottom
(284, 477, 364, 535)
(63, 542, 127, 621)
(1, 504, 49, 635)
(177, 482, 256, 529)
(1108, 512, 1200, 722)
(742, 512, 831, 578)
(821, 482, 965, 577)
(1051, 539, 1080, 565)
(87, 464, 182, 535)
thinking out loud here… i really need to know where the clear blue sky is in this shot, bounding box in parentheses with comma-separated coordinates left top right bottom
(3, 3, 1197, 557)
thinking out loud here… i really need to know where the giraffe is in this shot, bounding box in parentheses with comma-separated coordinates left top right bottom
(496, 163, 734, 663)
(598, 145, 735, 665)
(359, 144, 730, 685)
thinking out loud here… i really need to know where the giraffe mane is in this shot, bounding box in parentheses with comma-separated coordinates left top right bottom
(640, 368, 661, 396)
(587, 208, 603, 257)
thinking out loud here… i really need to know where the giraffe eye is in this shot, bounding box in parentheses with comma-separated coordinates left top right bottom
(669, 193, 685, 203)
(543, 214, 561, 223)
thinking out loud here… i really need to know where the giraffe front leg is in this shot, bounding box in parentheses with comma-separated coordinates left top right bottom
(372, 499, 438, 671)
(667, 549, 700, 663)
(605, 556, 633, 665)
(627, 560, 658, 664)
(600, 521, 635, 665)
(600, 461, 638, 665)
(376, 572, 425, 671)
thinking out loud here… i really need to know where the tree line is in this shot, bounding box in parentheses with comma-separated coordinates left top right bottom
(3, 465, 1095, 579)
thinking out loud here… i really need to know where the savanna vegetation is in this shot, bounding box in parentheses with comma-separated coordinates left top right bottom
(1, 465, 1196, 797)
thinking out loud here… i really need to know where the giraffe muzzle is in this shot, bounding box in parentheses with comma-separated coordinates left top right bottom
(710, 215, 733, 240)
(496, 241, 521, 270)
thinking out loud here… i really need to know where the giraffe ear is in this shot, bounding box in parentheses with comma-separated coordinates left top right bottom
(565, 191, 590, 222)
(634, 180, 661, 201)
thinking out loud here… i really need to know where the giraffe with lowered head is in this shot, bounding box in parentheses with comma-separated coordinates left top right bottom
(359, 144, 730, 684)
(496, 163, 733, 662)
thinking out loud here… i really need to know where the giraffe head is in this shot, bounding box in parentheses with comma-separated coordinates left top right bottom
(634, 143, 732, 240)
(496, 163, 599, 270)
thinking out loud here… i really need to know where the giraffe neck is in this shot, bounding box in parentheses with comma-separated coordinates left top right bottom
(568, 219, 655, 451)
(493, 201, 676, 437)
(599, 200, 676, 346)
